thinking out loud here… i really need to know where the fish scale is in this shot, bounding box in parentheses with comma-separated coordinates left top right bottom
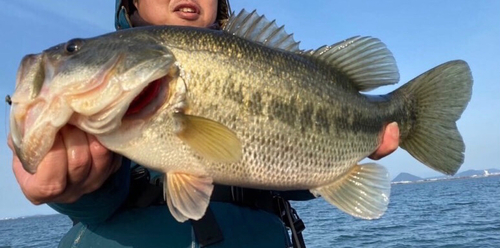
(164, 43, 380, 187)
(104, 37, 376, 187)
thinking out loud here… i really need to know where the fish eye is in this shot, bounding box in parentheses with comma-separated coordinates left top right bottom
(64, 39, 84, 54)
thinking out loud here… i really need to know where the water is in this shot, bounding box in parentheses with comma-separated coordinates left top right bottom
(294, 176, 500, 248)
(0, 214, 71, 248)
(1, 176, 498, 248)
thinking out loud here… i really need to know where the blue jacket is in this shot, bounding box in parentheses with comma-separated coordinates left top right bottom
(49, 160, 313, 247)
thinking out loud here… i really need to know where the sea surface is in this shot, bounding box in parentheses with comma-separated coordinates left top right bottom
(1, 176, 499, 248)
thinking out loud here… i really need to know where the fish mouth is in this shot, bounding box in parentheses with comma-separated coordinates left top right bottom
(123, 74, 172, 119)
(126, 78, 163, 115)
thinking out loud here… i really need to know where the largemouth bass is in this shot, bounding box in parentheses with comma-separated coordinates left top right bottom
(9, 10, 472, 222)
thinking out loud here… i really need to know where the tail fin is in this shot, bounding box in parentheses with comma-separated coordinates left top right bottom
(397, 60, 472, 175)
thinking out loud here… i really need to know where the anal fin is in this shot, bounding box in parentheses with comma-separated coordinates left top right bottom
(310, 163, 391, 220)
(165, 172, 214, 222)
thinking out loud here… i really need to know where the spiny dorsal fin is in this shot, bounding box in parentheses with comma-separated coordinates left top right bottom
(224, 9, 301, 52)
(301, 36, 400, 91)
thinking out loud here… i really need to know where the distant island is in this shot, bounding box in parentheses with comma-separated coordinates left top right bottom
(392, 168, 500, 184)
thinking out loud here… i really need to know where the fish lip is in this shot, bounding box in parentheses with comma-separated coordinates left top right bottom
(10, 53, 45, 174)
(9, 115, 37, 173)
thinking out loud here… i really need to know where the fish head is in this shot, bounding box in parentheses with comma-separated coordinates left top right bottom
(9, 30, 178, 173)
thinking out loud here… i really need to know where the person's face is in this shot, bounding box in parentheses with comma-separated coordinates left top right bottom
(134, 0, 218, 28)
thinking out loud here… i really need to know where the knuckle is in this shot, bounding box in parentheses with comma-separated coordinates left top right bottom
(67, 154, 91, 174)
(89, 140, 110, 160)
(35, 182, 66, 200)
(92, 147, 113, 166)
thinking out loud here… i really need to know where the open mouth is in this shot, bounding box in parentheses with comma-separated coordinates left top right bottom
(174, 3, 199, 13)
(173, 3, 200, 20)
(177, 7, 197, 13)
(125, 77, 167, 116)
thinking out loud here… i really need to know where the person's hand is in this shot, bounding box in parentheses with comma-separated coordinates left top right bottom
(369, 122, 400, 160)
(8, 125, 122, 205)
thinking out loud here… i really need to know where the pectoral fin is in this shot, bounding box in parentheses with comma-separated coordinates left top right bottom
(174, 113, 242, 163)
(310, 163, 391, 220)
(164, 172, 214, 222)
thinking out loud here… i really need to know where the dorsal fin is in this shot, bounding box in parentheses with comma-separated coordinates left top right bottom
(301, 36, 400, 91)
(224, 9, 301, 52)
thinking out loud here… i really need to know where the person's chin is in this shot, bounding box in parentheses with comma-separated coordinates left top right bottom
(177, 19, 207, 28)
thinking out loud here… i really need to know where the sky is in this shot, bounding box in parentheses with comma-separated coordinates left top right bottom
(0, 0, 498, 219)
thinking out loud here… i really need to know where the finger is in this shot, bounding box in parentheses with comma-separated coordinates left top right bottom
(12, 152, 33, 196)
(50, 133, 113, 203)
(369, 122, 400, 160)
(81, 134, 117, 194)
(47, 134, 117, 203)
(12, 133, 68, 204)
(60, 126, 91, 185)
